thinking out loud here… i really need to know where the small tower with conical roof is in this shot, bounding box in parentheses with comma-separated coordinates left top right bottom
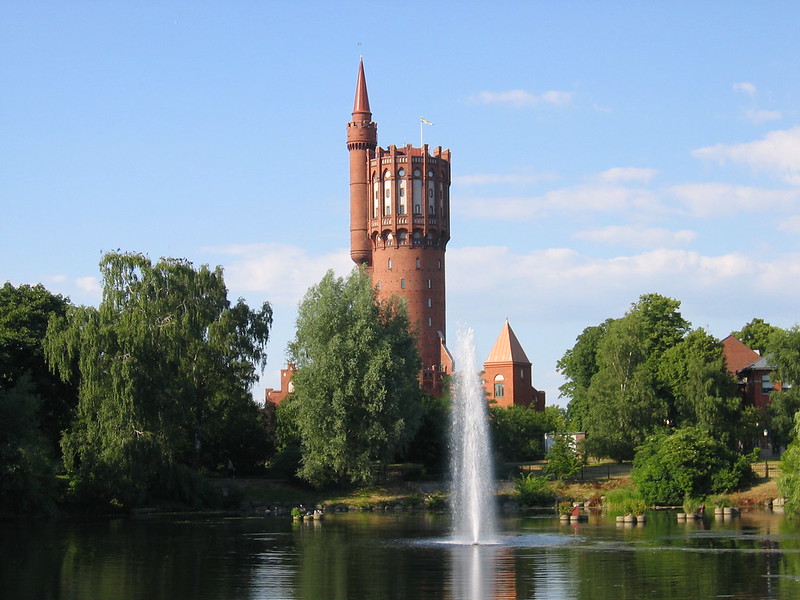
(483, 320, 545, 410)
(346, 59, 453, 394)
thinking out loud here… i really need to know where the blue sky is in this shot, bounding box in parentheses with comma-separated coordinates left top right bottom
(3, 2, 800, 406)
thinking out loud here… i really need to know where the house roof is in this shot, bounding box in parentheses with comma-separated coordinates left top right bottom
(485, 319, 531, 364)
(721, 335, 761, 374)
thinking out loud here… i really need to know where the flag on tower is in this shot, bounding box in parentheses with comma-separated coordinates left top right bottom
(420, 118, 434, 125)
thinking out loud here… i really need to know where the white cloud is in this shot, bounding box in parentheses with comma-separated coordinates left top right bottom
(448, 245, 800, 326)
(670, 183, 800, 217)
(206, 243, 352, 307)
(692, 127, 800, 184)
(76, 276, 101, 294)
(573, 225, 696, 248)
(461, 183, 661, 220)
(733, 82, 757, 96)
(468, 89, 573, 108)
(778, 215, 800, 234)
(745, 108, 782, 124)
(596, 167, 658, 184)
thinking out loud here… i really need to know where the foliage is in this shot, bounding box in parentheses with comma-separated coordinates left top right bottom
(399, 392, 450, 475)
(778, 413, 800, 518)
(561, 295, 690, 460)
(490, 405, 555, 462)
(44, 252, 273, 506)
(286, 269, 422, 488)
(0, 282, 77, 457)
(767, 326, 800, 449)
(733, 318, 782, 355)
(657, 328, 741, 445)
(514, 473, 556, 506)
(0, 374, 58, 516)
(632, 427, 755, 506)
(543, 434, 583, 480)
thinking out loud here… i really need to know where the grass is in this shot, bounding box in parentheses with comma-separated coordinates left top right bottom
(211, 459, 784, 510)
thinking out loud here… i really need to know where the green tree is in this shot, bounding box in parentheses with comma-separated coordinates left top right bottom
(658, 328, 741, 444)
(558, 321, 609, 431)
(44, 252, 272, 505)
(0, 374, 58, 516)
(583, 310, 667, 460)
(559, 294, 691, 461)
(286, 269, 422, 487)
(733, 318, 782, 355)
(490, 405, 557, 462)
(632, 427, 755, 505)
(400, 393, 450, 475)
(0, 283, 76, 456)
(779, 414, 800, 518)
(766, 326, 800, 449)
(543, 434, 582, 480)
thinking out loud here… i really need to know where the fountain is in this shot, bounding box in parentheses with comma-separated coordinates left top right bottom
(449, 327, 499, 545)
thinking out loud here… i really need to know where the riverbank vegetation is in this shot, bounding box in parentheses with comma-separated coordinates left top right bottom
(4, 263, 800, 518)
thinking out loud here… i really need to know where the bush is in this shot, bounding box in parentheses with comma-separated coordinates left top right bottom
(632, 427, 755, 506)
(514, 473, 556, 506)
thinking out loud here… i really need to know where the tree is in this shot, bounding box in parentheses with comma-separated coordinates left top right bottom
(0, 374, 58, 516)
(490, 405, 557, 462)
(582, 309, 668, 460)
(0, 283, 76, 456)
(733, 318, 782, 355)
(558, 321, 609, 431)
(44, 252, 273, 505)
(658, 328, 741, 444)
(543, 434, 582, 480)
(286, 268, 421, 487)
(632, 427, 755, 505)
(766, 326, 800, 449)
(779, 414, 800, 518)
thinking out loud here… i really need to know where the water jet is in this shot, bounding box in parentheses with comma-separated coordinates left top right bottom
(449, 327, 498, 545)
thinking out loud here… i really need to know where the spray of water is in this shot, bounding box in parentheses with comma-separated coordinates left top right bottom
(449, 327, 498, 545)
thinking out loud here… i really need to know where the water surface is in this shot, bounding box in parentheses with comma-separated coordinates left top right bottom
(3, 510, 800, 599)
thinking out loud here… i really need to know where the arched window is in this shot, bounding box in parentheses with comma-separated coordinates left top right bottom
(494, 374, 505, 398)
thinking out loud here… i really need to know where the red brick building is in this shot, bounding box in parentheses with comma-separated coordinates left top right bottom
(482, 320, 545, 410)
(721, 335, 780, 411)
(348, 58, 453, 395)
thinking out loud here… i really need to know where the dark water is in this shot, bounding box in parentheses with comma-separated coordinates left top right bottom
(3, 509, 800, 599)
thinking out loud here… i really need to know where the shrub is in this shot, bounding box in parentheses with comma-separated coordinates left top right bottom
(514, 473, 556, 506)
(632, 427, 755, 506)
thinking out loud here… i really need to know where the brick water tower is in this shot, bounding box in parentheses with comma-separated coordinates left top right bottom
(347, 59, 453, 394)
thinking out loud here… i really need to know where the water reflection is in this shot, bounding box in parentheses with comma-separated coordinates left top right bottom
(4, 511, 800, 599)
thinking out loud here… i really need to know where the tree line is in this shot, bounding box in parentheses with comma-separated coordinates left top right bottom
(1, 253, 558, 515)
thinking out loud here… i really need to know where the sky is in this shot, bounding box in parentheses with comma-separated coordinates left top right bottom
(3, 2, 800, 407)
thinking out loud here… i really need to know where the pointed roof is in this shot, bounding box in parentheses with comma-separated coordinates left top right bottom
(352, 57, 371, 116)
(721, 335, 761, 374)
(485, 319, 531, 364)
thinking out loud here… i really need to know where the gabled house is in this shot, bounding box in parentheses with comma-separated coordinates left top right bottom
(721, 335, 780, 411)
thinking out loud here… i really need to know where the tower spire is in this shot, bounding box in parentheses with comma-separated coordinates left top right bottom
(353, 57, 371, 116)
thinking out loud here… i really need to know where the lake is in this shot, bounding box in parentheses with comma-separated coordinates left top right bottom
(3, 508, 800, 599)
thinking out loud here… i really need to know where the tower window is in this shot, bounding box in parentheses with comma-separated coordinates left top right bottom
(401, 278, 406, 289)
(494, 374, 505, 398)
(427, 298, 432, 308)
(437, 260, 442, 270)
(416, 257, 420, 269)
(428, 317, 432, 327)
(388, 258, 392, 269)
(427, 279, 432, 289)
